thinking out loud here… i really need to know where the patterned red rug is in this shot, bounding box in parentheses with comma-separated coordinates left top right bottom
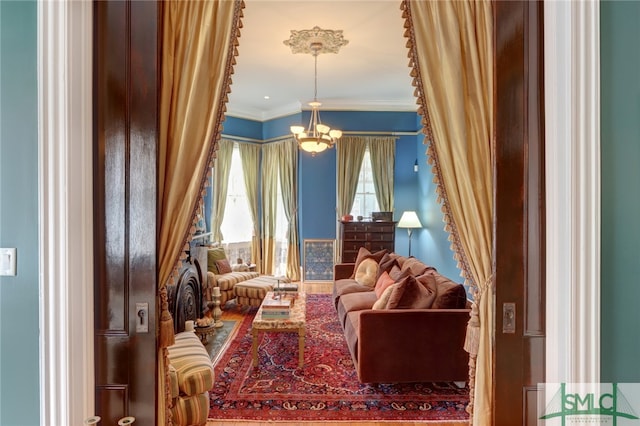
(208, 293, 470, 422)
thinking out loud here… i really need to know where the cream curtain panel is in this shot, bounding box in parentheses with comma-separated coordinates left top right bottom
(260, 140, 301, 279)
(158, 1, 243, 424)
(336, 135, 367, 217)
(211, 139, 234, 242)
(260, 143, 278, 275)
(403, 1, 493, 425)
(368, 136, 396, 212)
(239, 142, 262, 271)
(277, 139, 301, 281)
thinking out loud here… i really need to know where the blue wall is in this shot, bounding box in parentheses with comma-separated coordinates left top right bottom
(0, 2, 40, 425)
(224, 111, 460, 282)
(600, 0, 640, 382)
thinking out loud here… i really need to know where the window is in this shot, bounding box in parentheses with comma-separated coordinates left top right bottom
(350, 147, 379, 218)
(220, 143, 252, 263)
(273, 173, 288, 276)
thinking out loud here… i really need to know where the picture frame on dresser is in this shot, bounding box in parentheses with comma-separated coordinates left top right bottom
(302, 239, 336, 282)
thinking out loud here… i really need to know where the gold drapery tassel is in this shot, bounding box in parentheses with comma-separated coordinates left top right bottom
(159, 287, 175, 348)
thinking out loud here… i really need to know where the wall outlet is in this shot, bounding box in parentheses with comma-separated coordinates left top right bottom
(0, 248, 17, 276)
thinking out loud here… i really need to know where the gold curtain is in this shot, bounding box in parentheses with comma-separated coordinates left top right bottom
(260, 143, 278, 275)
(277, 139, 301, 281)
(239, 142, 262, 271)
(157, 1, 243, 424)
(368, 136, 396, 212)
(211, 139, 234, 242)
(403, 1, 493, 424)
(336, 135, 367, 217)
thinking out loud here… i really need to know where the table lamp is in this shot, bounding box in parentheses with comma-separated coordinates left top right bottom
(397, 211, 422, 257)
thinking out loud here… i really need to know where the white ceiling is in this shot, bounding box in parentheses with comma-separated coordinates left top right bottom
(226, 0, 417, 121)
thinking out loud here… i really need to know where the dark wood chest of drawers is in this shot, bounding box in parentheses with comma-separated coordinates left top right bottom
(340, 220, 396, 263)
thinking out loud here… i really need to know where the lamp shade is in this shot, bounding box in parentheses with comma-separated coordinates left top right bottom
(397, 211, 422, 229)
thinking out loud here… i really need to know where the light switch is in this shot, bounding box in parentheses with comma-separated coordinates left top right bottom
(0, 248, 16, 276)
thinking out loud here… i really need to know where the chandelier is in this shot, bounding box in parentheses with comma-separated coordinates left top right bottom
(285, 27, 348, 156)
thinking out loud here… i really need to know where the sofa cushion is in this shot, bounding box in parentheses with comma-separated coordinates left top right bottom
(386, 274, 436, 309)
(207, 247, 227, 275)
(343, 310, 361, 363)
(341, 291, 378, 311)
(354, 258, 379, 288)
(350, 247, 388, 279)
(215, 258, 232, 274)
(167, 332, 214, 396)
(374, 270, 395, 298)
(333, 278, 373, 309)
(430, 272, 467, 309)
(171, 392, 210, 426)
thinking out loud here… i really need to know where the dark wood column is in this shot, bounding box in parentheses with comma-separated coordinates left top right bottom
(93, 2, 160, 424)
(493, 1, 546, 424)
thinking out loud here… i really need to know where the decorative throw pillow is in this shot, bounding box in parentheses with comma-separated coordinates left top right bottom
(400, 257, 435, 277)
(215, 258, 232, 274)
(207, 247, 227, 275)
(389, 264, 403, 281)
(354, 258, 379, 288)
(374, 270, 396, 298)
(386, 274, 436, 309)
(372, 283, 398, 310)
(431, 272, 468, 309)
(350, 247, 388, 279)
(377, 252, 399, 280)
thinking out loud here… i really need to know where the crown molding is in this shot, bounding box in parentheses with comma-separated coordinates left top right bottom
(226, 100, 418, 122)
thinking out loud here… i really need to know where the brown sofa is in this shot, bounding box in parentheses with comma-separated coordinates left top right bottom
(332, 249, 471, 384)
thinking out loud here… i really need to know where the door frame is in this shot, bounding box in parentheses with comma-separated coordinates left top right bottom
(38, 2, 599, 424)
(38, 2, 94, 425)
(543, 0, 601, 384)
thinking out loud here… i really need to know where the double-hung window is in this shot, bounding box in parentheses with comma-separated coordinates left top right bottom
(350, 147, 380, 219)
(220, 143, 252, 262)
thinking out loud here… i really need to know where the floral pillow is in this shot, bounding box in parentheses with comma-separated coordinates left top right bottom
(215, 258, 232, 274)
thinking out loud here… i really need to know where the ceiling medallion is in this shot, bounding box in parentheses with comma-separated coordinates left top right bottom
(283, 26, 349, 55)
(285, 26, 348, 156)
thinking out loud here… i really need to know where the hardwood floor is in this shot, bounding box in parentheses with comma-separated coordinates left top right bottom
(207, 281, 468, 426)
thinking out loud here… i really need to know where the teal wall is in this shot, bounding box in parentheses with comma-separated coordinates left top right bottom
(600, 0, 640, 382)
(0, 2, 40, 425)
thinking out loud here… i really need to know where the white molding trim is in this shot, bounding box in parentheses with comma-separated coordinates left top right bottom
(544, 1, 600, 383)
(38, 2, 94, 426)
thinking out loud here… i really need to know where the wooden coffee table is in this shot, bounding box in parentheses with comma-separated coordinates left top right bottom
(251, 291, 306, 368)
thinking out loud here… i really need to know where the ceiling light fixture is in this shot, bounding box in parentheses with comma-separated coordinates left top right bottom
(284, 26, 348, 156)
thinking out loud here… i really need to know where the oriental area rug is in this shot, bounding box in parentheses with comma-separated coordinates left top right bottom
(208, 293, 470, 422)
